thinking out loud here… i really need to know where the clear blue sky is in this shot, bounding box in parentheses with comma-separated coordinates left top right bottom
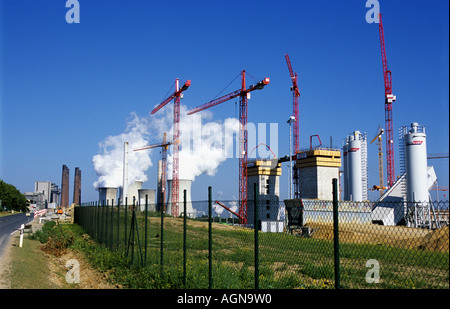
(1, 0, 448, 203)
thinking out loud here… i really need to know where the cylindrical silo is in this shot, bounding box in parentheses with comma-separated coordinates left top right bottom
(98, 187, 118, 205)
(138, 189, 156, 211)
(166, 179, 194, 217)
(404, 122, 428, 203)
(347, 131, 363, 201)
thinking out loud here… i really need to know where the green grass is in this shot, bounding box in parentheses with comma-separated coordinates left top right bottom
(70, 208, 449, 289)
(9, 236, 66, 289)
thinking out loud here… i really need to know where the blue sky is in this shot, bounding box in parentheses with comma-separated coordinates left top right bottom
(1, 0, 448, 203)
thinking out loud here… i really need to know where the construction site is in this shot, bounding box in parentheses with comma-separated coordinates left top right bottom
(88, 13, 448, 233)
(2, 1, 448, 292)
(72, 10, 449, 288)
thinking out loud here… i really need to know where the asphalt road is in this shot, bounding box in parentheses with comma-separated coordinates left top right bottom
(0, 213, 34, 260)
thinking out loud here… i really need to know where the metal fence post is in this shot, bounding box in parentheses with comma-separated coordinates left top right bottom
(110, 199, 114, 250)
(117, 198, 120, 250)
(208, 186, 213, 289)
(160, 192, 164, 273)
(183, 189, 187, 287)
(254, 182, 259, 289)
(124, 197, 128, 248)
(145, 194, 148, 266)
(332, 178, 340, 289)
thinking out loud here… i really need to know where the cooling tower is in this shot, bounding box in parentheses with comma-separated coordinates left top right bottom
(98, 187, 118, 204)
(166, 179, 194, 217)
(404, 122, 428, 203)
(119, 181, 143, 204)
(138, 189, 156, 211)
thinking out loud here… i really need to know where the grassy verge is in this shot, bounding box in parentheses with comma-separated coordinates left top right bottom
(22, 215, 448, 289)
(9, 235, 67, 289)
(73, 210, 449, 289)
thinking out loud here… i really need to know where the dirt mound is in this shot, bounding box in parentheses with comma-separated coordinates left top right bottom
(417, 225, 449, 252)
(305, 222, 448, 252)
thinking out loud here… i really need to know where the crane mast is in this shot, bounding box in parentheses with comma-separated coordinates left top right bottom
(378, 13, 396, 188)
(285, 54, 300, 154)
(370, 127, 385, 196)
(151, 79, 191, 217)
(187, 70, 269, 224)
(285, 54, 301, 199)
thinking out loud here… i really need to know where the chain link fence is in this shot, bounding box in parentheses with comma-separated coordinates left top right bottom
(75, 185, 449, 289)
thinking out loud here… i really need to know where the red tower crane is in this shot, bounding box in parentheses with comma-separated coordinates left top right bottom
(285, 54, 301, 199)
(378, 13, 396, 188)
(151, 79, 191, 217)
(187, 70, 270, 224)
(133, 133, 171, 211)
(285, 54, 300, 154)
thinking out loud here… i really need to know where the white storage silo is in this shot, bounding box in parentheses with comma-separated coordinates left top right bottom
(404, 122, 428, 203)
(166, 179, 194, 217)
(348, 131, 363, 201)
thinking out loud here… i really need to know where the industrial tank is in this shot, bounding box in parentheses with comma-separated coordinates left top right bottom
(404, 122, 428, 203)
(347, 131, 363, 201)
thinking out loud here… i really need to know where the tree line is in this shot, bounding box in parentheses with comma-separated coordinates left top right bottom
(0, 179, 28, 212)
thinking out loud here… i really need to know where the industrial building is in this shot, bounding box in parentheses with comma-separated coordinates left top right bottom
(295, 148, 341, 201)
(246, 159, 283, 231)
(371, 122, 443, 228)
(24, 181, 60, 209)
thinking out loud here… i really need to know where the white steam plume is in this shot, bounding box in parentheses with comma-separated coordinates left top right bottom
(92, 105, 240, 189)
(92, 113, 152, 189)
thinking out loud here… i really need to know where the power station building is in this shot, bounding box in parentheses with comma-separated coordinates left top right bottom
(296, 148, 342, 201)
(247, 159, 283, 230)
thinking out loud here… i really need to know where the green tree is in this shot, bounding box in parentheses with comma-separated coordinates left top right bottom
(0, 180, 27, 212)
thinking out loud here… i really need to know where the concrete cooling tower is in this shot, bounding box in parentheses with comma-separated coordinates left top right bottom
(138, 189, 156, 211)
(98, 187, 118, 204)
(119, 181, 143, 204)
(166, 179, 194, 217)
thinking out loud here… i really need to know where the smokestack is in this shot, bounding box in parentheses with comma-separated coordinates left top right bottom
(73, 167, 81, 205)
(61, 165, 70, 207)
(166, 179, 194, 217)
(122, 142, 129, 201)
